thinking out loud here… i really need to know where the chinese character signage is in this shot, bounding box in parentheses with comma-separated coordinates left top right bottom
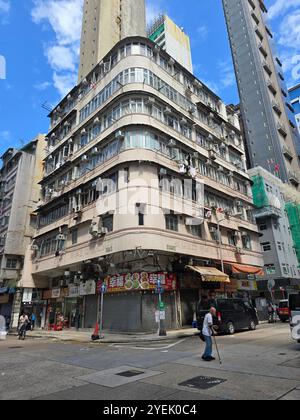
(98, 273, 177, 294)
(80, 280, 96, 296)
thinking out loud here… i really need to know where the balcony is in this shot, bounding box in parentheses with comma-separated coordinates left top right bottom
(283, 145, 293, 161)
(259, 43, 268, 58)
(272, 100, 281, 116)
(277, 122, 287, 137)
(263, 61, 272, 76)
(289, 171, 300, 186)
(267, 80, 277, 95)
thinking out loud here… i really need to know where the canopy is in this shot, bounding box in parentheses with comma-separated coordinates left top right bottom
(230, 263, 264, 277)
(186, 266, 230, 284)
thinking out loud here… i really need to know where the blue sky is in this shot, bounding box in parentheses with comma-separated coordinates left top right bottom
(0, 0, 300, 155)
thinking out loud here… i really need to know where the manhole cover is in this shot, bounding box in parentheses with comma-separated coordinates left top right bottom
(117, 370, 144, 378)
(179, 376, 227, 390)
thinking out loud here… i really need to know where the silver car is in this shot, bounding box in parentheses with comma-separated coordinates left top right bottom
(289, 293, 300, 343)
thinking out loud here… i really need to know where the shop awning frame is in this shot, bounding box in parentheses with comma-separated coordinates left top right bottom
(186, 266, 230, 284)
(228, 263, 264, 277)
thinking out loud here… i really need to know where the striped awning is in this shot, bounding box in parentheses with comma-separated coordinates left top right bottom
(186, 266, 230, 284)
(230, 263, 264, 277)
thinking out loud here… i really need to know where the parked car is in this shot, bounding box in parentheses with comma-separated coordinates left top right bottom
(197, 298, 259, 335)
(277, 300, 289, 323)
(289, 293, 300, 344)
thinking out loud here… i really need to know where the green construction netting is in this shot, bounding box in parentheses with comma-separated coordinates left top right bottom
(285, 202, 300, 265)
(251, 175, 269, 208)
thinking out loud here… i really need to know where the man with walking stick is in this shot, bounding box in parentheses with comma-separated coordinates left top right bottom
(202, 307, 221, 363)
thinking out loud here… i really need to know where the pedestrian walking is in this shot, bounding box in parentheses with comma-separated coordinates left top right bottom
(30, 313, 36, 331)
(202, 307, 217, 362)
(18, 313, 29, 340)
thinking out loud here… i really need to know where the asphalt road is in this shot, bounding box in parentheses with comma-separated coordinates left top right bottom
(0, 323, 299, 400)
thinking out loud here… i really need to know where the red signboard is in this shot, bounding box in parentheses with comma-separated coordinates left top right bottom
(97, 272, 177, 294)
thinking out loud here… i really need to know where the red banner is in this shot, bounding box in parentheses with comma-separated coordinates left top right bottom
(98, 272, 177, 294)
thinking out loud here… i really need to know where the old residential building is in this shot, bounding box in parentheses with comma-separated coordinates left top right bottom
(0, 136, 45, 327)
(222, 0, 300, 185)
(20, 1, 263, 332)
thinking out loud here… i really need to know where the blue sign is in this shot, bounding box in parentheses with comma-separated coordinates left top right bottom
(155, 287, 164, 295)
(101, 284, 107, 294)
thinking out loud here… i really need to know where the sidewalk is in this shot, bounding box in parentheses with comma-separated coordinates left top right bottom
(9, 327, 199, 344)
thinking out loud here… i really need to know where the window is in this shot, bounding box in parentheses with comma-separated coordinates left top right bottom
(71, 229, 78, 245)
(282, 264, 289, 275)
(259, 224, 267, 231)
(265, 265, 276, 275)
(165, 211, 179, 232)
(189, 225, 202, 238)
(242, 234, 252, 250)
(102, 214, 114, 232)
(6, 258, 17, 269)
(262, 243, 271, 252)
(228, 231, 238, 246)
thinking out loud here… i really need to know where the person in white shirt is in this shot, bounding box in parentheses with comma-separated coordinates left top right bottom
(202, 307, 217, 361)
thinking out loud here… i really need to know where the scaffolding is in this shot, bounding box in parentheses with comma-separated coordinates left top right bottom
(285, 202, 300, 264)
(252, 175, 269, 208)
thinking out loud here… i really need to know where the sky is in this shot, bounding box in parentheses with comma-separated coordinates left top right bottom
(0, 0, 300, 155)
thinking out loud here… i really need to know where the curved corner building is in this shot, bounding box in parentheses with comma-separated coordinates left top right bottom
(20, 0, 263, 332)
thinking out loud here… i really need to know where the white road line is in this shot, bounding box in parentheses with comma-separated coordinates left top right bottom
(109, 338, 187, 351)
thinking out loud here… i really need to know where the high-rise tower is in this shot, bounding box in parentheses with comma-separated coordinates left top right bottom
(78, 0, 146, 82)
(222, 0, 300, 189)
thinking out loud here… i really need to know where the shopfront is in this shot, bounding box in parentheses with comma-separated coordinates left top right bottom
(180, 267, 231, 327)
(21, 289, 48, 329)
(0, 287, 15, 322)
(99, 272, 178, 332)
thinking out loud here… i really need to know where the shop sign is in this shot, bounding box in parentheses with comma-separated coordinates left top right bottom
(68, 284, 80, 298)
(98, 273, 177, 294)
(42, 290, 52, 300)
(51, 288, 61, 299)
(0, 294, 9, 304)
(22, 288, 33, 303)
(237, 280, 257, 292)
(80, 280, 96, 296)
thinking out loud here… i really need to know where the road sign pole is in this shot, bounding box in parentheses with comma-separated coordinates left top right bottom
(99, 286, 105, 340)
(158, 289, 167, 337)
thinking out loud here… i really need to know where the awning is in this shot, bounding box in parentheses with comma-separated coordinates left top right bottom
(186, 266, 230, 283)
(230, 263, 264, 277)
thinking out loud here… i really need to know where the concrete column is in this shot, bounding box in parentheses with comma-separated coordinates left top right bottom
(11, 290, 22, 329)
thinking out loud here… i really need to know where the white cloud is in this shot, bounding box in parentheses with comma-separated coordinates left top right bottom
(196, 25, 209, 42)
(31, 0, 83, 97)
(34, 81, 51, 91)
(268, 0, 300, 85)
(0, 0, 10, 24)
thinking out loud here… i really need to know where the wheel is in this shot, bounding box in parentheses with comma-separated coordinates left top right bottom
(249, 320, 256, 331)
(227, 322, 235, 335)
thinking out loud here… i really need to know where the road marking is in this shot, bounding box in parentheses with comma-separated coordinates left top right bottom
(109, 339, 187, 351)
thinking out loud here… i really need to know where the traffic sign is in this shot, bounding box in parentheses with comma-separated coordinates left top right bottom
(101, 284, 107, 294)
(159, 301, 165, 310)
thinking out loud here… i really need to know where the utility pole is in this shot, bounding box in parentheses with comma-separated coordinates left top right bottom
(156, 279, 167, 336)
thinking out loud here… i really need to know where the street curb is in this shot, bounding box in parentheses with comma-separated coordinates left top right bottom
(8, 331, 199, 344)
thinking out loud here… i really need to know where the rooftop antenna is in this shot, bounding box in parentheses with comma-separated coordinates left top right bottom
(42, 101, 53, 113)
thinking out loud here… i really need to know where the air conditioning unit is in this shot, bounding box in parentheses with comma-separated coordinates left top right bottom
(81, 128, 86, 135)
(164, 107, 173, 116)
(115, 130, 125, 140)
(193, 151, 199, 158)
(168, 139, 176, 147)
(81, 154, 88, 162)
(210, 202, 217, 209)
(171, 148, 181, 162)
(208, 150, 217, 160)
(93, 117, 100, 125)
(185, 218, 195, 226)
(145, 97, 155, 106)
(92, 147, 99, 155)
(100, 227, 109, 236)
(56, 234, 67, 241)
(159, 168, 167, 176)
(75, 205, 82, 213)
(208, 134, 214, 141)
(188, 106, 196, 114)
(209, 227, 217, 233)
(180, 117, 188, 125)
(241, 231, 248, 237)
(89, 221, 99, 237)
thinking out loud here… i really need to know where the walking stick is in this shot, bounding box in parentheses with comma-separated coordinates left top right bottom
(213, 332, 222, 365)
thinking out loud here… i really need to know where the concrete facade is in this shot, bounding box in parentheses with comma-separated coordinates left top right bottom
(20, 35, 263, 331)
(222, 0, 300, 186)
(0, 135, 45, 326)
(148, 15, 193, 73)
(249, 166, 300, 296)
(78, 0, 146, 82)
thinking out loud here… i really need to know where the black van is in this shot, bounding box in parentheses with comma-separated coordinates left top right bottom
(197, 298, 259, 335)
